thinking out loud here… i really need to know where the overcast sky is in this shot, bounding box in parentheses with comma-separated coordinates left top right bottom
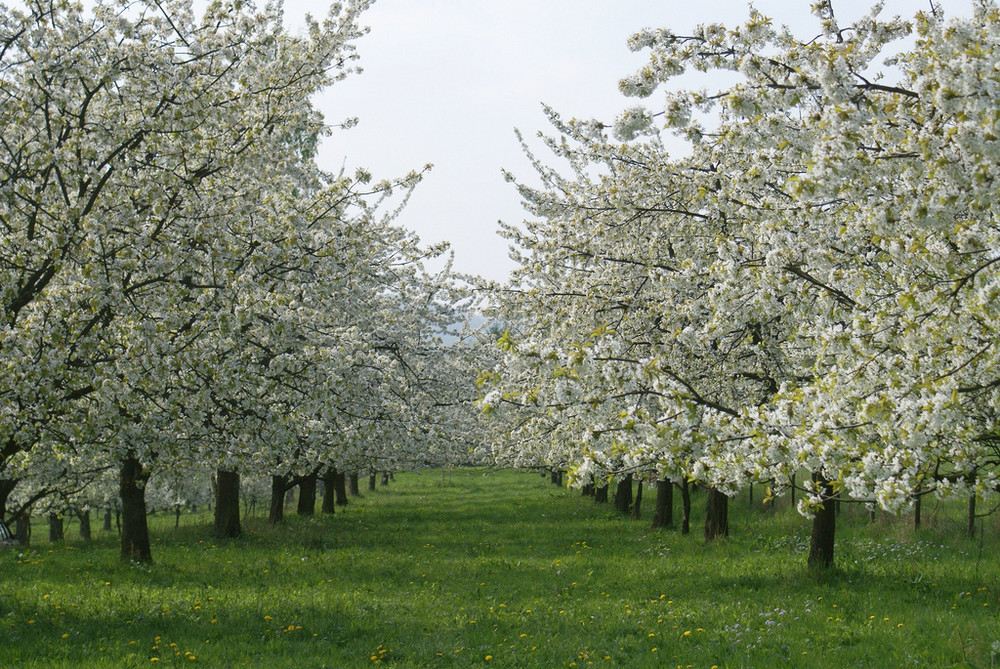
(280, 0, 973, 282)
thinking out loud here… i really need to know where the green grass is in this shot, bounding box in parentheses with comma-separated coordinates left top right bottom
(1, 469, 998, 668)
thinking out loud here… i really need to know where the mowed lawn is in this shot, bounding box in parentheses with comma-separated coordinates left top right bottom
(1, 468, 997, 668)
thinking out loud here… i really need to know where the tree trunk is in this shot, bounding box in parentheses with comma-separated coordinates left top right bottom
(704, 487, 729, 540)
(967, 492, 977, 538)
(213, 469, 241, 539)
(0, 478, 18, 520)
(807, 474, 836, 571)
(322, 469, 336, 514)
(48, 514, 64, 543)
(614, 474, 633, 515)
(381, 472, 389, 486)
(120, 452, 153, 563)
(78, 509, 91, 542)
(369, 471, 377, 492)
(297, 473, 317, 516)
(103, 507, 113, 533)
(632, 478, 643, 520)
(594, 484, 608, 503)
(16, 510, 30, 547)
(348, 472, 360, 497)
(582, 483, 594, 497)
(334, 468, 348, 507)
(913, 492, 921, 529)
(680, 478, 691, 535)
(651, 479, 674, 530)
(269, 475, 287, 525)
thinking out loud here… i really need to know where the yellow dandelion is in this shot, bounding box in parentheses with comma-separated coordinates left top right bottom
(485, 655, 493, 661)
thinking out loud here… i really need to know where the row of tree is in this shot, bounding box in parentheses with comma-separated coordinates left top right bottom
(481, 1, 1000, 569)
(0, 0, 483, 562)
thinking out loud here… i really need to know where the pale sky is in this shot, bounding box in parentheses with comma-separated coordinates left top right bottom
(280, 0, 974, 282)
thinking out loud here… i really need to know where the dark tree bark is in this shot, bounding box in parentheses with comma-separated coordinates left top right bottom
(213, 469, 241, 538)
(120, 452, 153, 563)
(333, 468, 348, 507)
(78, 509, 91, 541)
(807, 474, 836, 571)
(968, 492, 977, 538)
(582, 483, 594, 497)
(103, 507, 113, 533)
(297, 473, 317, 516)
(680, 478, 692, 535)
(704, 487, 729, 540)
(348, 472, 360, 497)
(381, 472, 389, 486)
(369, 471, 377, 492)
(913, 493, 921, 529)
(321, 469, 336, 514)
(16, 510, 30, 547)
(0, 478, 18, 520)
(632, 478, 643, 520)
(594, 484, 609, 503)
(269, 475, 287, 525)
(614, 474, 633, 515)
(651, 479, 674, 530)
(48, 514, 64, 543)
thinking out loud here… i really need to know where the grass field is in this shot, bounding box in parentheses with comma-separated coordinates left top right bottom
(1, 468, 998, 668)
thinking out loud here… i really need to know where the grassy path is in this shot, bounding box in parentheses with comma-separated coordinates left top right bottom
(1, 468, 997, 667)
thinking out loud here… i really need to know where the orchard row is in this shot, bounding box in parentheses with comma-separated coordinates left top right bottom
(0, 0, 487, 562)
(480, 2, 1000, 570)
